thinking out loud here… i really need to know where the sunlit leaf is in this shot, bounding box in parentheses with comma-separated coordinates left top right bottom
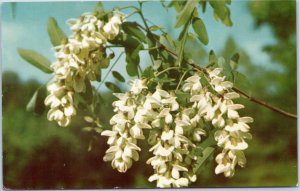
(47, 17, 67, 47)
(192, 17, 209, 45)
(94, 1, 105, 17)
(175, 0, 197, 28)
(105, 82, 122, 93)
(209, 0, 233, 27)
(218, 57, 233, 81)
(112, 71, 125, 82)
(17, 48, 53, 73)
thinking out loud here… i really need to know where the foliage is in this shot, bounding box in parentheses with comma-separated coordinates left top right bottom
(4, 0, 297, 188)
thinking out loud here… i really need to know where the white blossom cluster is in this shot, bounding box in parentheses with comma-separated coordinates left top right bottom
(182, 66, 253, 178)
(101, 79, 150, 173)
(45, 12, 123, 126)
(103, 81, 206, 187)
(103, 67, 253, 187)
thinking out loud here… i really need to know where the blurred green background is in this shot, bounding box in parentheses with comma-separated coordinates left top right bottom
(2, 1, 297, 188)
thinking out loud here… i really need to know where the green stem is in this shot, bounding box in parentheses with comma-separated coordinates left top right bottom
(96, 52, 124, 91)
(175, 69, 192, 92)
(155, 67, 180, 77)
(123, 10, 139, 20)
(118, 5, 139, 11)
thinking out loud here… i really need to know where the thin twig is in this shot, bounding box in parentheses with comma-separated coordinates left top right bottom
(175, 69, 191, 92)
(159, 41, 298, 119)
(155, 67, 180, 77)
(232, 87, 297, 119)
(133, 13, 297, 119)
(96, 52, 124, 91)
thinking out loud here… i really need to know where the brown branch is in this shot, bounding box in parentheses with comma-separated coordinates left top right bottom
(158, 42, 298, 119)
(232, 87, 297, 119)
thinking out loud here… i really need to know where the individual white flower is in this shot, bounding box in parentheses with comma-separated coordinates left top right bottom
(182, 75, 202, 94)
(103, 13, 123, 39)
(129, 79, 148, 95)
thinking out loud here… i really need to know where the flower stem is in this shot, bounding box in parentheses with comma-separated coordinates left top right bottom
(97, 52, 124, 91)
(155, 67, 180, 77)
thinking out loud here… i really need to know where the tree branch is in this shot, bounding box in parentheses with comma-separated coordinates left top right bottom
(159, 41, 298, 119)
(135, 16, 297, 119)
(232, 87, 297, 119)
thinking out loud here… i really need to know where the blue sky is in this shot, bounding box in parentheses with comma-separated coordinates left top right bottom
(1, 1, 277, 88)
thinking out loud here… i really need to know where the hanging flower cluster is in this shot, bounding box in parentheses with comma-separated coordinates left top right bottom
(103, 64, 253, 187)
(45, 12, 123, 126)
(183, 67, 253, 178)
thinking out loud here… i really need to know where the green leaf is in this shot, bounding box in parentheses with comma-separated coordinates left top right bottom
(175, 0, 198, 28)
(109, 33, 141, 49)
(149, 25, 164, 32)
(26, 87, 46, 114)
(233, 71, 252, 95)
(94, 1, 104, 14)
(47, 17, 67, 47)
(176, 91, 191, 106)
(125, 44, 142, 76)
(122, 22, 147, 43)
(209, 0, 233, 27)
(208, 50, 217, 66)
(80, 79, 93, 104)
(230, 53, 240, 70)
(142, 66, 155, 79)
(146, 33, 159, 60)
(17, 48, 53, 73)
(105, 82, 122, 93)
(218, 57, 233, 81)
(193, 146, 215, 174)
(112, 71, 125, 82)
(192, 17, 209, 45)
(177, 21, 189, 66)
(200, 0, 207, 13)
(191, 147, 204, 157)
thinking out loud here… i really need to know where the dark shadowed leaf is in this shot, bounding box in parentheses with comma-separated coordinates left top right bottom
(47, 17, 67, 47)
(230, 53, 240, 70)
(112, 71, 125, 82)
(193, 147, 215, 174)
(176, 90, 191, 106)
(105, 82, 122, 93)
(192, 17, 209, 45)
(109, 33, 141, 49)
(122, 22, 147, 43)
(17, 48, 53, 73)
(26, 87, 46, 114)
(233, 71, 252, 95)
(125, 44, 143, 76)
(80, 79, 93, 104)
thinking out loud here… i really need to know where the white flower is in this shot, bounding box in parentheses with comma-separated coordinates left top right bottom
(182, 75, 202, 93)
(129, 79, 147, 94)
(103, 13, 123, 39)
